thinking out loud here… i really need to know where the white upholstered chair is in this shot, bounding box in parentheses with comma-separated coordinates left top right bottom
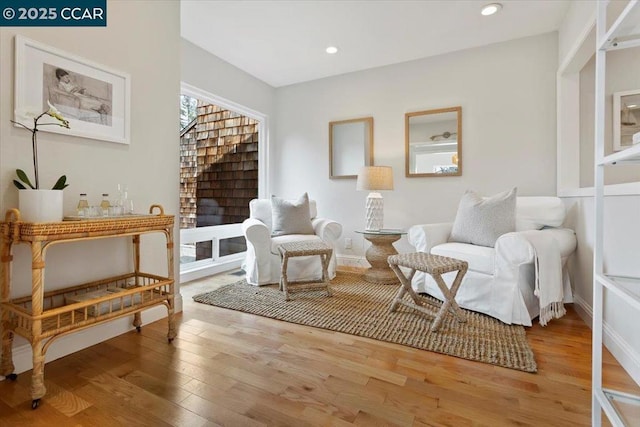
(408, 197, 577, 326)
(242, 198, 342, 286)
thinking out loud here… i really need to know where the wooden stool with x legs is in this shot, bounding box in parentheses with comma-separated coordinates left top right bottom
(278, 241, 333, 301)
(387, 252, 468, 332)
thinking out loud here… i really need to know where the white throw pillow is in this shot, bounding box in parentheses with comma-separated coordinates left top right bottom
(271, 192, 315, 236)
(515, 197, 566, 231)
(449, 188, 517, 247)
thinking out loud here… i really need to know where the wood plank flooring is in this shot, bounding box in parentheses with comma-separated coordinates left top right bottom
(1, 270, 638, 426)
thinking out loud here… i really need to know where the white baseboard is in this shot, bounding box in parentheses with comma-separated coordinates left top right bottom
(571, 293, 592, 327)
(572, 294, 640, 386)
(337, 254, 368, 269)
(180, 256, 243, 283)
(174, 291, 183, 313)
(1, 295, 183, 379)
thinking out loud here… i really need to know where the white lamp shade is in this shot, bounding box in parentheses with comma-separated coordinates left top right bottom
(356, 166, 394, 191)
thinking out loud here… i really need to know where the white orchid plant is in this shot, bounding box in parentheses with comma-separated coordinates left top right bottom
(11, 101, 70, 190)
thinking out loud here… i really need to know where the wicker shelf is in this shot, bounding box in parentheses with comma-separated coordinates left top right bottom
(6, 272, 172, 339)
(0, 205, 176, 409)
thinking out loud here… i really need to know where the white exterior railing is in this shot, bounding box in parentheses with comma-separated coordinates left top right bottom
(179, 223, 245, 283)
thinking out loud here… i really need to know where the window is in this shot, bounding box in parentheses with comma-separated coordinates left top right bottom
(179, 84, 268, 282)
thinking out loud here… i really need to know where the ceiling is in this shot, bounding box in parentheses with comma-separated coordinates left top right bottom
(180, 0, 571, 88)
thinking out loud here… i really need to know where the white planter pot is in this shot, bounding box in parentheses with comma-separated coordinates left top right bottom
(18, 189, 64, 223)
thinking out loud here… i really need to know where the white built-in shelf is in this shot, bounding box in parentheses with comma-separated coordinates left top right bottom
(593, 1, 640, 426)
(596, 274, 640, 311)
(598, 389, 640, 427)
(601, 143, 640, 165)
(599, 0, 640, 51)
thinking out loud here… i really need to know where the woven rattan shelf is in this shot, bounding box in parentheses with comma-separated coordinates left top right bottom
(0, 205, 176, 409)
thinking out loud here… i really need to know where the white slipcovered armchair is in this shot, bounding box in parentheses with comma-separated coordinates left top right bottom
(242, 198, 342, 286)
(409, 197, 577, 326)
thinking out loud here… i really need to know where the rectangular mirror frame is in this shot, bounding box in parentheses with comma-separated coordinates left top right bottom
(405, 106, 462, 178)
(329, 116, 374, 179)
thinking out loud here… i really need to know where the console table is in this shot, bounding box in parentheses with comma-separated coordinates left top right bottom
(0, 205, 175, 409)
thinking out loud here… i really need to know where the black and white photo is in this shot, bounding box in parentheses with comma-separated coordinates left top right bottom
(43, 64, 113, 126)
(14, 36, 130, 144)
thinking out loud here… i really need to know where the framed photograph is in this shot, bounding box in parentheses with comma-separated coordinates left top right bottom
(14, 35, 131, 144)
(613, 89, 640, 152)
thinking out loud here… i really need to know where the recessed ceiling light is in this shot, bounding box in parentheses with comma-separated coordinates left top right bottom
(628, 104, 639, 108)
(481, 3, 502, 16)
(326, 46, 338, 54)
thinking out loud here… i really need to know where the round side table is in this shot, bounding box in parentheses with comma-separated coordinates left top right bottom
(355, 230, 406, 284)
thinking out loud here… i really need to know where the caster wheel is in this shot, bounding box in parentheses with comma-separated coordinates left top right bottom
(136, 326, 141, 333)
(6, 373, 17, 381)
(32, 399, 40, 409)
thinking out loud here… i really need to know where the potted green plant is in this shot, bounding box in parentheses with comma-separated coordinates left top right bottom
(11, 101, 70, 222)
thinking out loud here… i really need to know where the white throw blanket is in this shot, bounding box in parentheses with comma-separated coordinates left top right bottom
(520, 230, 566, 326)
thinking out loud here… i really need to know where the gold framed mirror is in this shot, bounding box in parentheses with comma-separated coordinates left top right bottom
(405, 106, 461, 177)
(329, 117, 373, 179)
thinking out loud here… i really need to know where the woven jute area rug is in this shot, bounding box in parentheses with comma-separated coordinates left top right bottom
(193, 272, 537, 372)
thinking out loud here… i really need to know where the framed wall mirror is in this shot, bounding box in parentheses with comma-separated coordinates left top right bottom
(405, 106, 462, 177)
(329, 116, 373, 179)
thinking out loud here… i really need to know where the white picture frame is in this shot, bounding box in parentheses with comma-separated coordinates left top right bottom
(613, 89, 640, 152)
(14, 35, 131, 144)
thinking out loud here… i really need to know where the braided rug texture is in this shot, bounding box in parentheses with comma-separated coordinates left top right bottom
(193, 273, 537, 372)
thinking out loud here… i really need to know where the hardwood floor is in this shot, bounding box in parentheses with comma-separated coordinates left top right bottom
(1, 270, 638, 426)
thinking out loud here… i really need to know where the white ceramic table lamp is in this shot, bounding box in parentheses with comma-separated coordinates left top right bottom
(356, 166, 394, 231)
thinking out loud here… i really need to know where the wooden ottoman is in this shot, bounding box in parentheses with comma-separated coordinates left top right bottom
(387, 252, 468, 332)
(278, 241, 333, 301)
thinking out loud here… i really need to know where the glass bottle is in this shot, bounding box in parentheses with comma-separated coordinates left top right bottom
(124, 189, 134, 215)
(77, 193, 89, 216)
(126, 198, 134, 215)
(100, 193, 110, 216)
(110, 186, 120, 215)
(118, 184, 133, 215)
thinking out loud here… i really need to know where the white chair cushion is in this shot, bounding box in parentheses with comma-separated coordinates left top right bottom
(431, 242, 495, 275)
(249, 199, 272, 229)
(516, 197, 565, 231)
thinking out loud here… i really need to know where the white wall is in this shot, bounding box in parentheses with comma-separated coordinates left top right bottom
(274, 33, 559, 259)
(0, 0, 180, 373)
(558, 0, 595, 65)
(181, 39, 275, 120)
(181, 39, 276, 193)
